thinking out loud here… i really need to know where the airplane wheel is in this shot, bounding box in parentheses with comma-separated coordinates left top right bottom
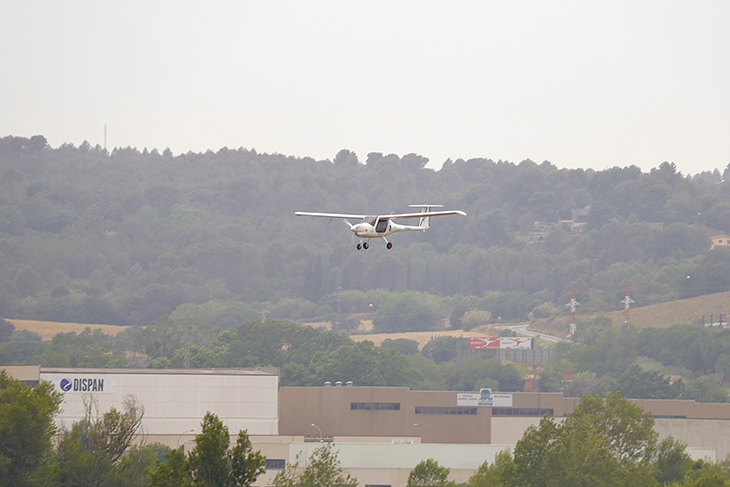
(356, 243, 362, 250)
(363, 242, 369, 250)
(386, 242, 393, 249)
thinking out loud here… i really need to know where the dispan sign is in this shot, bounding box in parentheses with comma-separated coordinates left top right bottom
(48, 376, 117, 394)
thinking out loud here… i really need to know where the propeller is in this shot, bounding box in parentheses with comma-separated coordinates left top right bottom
(345, 219, 359, 245)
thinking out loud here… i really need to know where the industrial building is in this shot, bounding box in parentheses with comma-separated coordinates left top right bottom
(2, 365, 729, 487)
(40, 367, 279, 436)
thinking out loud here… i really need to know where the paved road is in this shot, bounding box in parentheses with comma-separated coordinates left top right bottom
(496, 324, 564, 343)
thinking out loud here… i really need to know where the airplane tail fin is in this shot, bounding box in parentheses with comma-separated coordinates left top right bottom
(409, 205, 444, 231)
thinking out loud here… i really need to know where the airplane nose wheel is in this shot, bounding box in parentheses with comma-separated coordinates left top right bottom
(356, 243, 362, 250)
(386, 242, 393, 250)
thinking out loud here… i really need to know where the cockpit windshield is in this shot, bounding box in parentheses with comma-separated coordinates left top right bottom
(362, 216, 377, 225)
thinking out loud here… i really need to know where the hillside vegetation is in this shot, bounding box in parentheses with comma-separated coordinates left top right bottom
(2, 135, 730, 333)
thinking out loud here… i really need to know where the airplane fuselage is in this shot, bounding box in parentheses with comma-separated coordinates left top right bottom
(350, 216, 424, 238)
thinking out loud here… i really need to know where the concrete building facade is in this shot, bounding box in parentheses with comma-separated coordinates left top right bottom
(279, 386, 730, 460)
(40, 368, 279, 436)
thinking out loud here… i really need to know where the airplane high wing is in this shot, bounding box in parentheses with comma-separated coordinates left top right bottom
(294, 205, 467, 250)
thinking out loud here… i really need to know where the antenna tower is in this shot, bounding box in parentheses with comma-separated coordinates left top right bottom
(621, 281, 634, 323)
(567, 283, 579, 339)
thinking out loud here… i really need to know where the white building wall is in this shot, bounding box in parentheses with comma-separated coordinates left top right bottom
(655, 419, 730, 461)
(281, 442, 511, 487)
(41, 368, 279, 436)
(251, 439, 715, 487)
(491, 417, 543, 444)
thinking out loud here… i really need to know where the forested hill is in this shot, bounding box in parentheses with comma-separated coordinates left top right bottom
(1, 134, 730, 330)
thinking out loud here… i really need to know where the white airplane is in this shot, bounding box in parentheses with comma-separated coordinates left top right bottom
(295, 205, 467, 250)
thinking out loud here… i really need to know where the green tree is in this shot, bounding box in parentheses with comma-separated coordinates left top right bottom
(151, 412, 265, 487)
(55, 396, 144, 487)
(307, 341, 419, 387)
(535, 358, 573, 392)
(616, 364, 682, 399)
(31, 328, 128, 369)
(0, 371, 62, 487)
(716, 354, 730, 385)
(469, 450, 515, 487)
(509, 393, 658, 487)
(655, 436, 694, 484)
(272, 443, 357, 487)
(104, 444, 161, 487)
(15, 266, 41, 298)
(684, 375, 728, 403)
(461, 310, 492, 331)
(372, 292, 440, 333)
(0, 318, 13, 342)
(705, 202, 730, 233)
(441, 355, 524, 392)
(421, 336, 467, 364)
(407, 459, 455, 487)
(381, 338, 420, 356)
(149, 449, 191, 487)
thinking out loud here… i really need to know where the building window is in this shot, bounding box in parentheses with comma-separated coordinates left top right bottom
(491, 408, 554, 417)
(266, 459, 286, 470)
(350, 402, 400, 411)
(415, 406, 477, 415)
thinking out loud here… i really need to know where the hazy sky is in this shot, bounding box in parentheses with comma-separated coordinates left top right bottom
(2, 1, 728, 173)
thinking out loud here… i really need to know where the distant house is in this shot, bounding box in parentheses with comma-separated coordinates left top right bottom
(570, 207, 590, 223)
(711, 235, 730, 250)
(529, 208, 591, 244)
(559, 207, 590, 233)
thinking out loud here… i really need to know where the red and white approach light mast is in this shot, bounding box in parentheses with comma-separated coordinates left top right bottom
(621, 281, 634, 323)
(567, 284, 579, 338)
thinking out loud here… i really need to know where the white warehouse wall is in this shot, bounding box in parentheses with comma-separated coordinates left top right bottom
(41, 368, 279, 436)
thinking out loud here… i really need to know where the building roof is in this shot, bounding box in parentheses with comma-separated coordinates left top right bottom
(41, 367, 278, 376)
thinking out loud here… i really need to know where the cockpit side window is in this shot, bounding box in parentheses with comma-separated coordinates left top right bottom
(375, 219, 389, 233)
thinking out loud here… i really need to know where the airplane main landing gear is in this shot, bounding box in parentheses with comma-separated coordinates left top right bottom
(363, 242, 369, 249)
(386, 242, 393, 249)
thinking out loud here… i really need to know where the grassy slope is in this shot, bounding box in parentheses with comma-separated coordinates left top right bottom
(534, 290, 730, 336)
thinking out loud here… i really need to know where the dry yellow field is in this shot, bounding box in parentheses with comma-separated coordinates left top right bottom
(350, 327, 498, 349)
(8, 319, 128, 341)
(302, 319, 499, 349)
(595, 290, 730, 328)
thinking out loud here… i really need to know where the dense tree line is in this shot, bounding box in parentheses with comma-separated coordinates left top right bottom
(1, 135, 730, 329)
(0, 318, 524, 391)
(535, 319, 730, 402)
(7, 313, 730, 401)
